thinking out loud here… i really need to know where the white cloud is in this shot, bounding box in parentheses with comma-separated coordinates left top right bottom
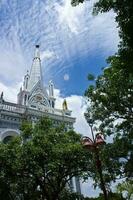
(55, 0, 119, 56)
(40, 50, 55, 61)
(0, 81, 22, 103)
(55, 89, 91, 136)
(56, 0, 85, 34)
(0, 37, 26, 83)
(0, 0, 119, 86)
(87, 11, 119, 55)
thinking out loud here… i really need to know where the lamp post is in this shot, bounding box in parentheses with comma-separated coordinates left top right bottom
(82, 114, 108, 200)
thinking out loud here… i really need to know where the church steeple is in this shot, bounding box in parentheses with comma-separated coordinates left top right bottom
(17, 45, 53, 108)
(27, 45, 43, 91)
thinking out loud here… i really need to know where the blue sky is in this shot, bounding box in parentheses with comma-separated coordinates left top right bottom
(0, 0, 119, 197)
(0, 0, 119, 95)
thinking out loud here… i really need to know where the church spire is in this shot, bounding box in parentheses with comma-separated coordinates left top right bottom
(27, 45, 43, 91)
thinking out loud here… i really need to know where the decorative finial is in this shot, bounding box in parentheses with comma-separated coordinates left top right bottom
(49, 80, 54, 97)
(0, 91, 3, 99)
(0, 92, 4, 103)
(62, 99, 68, 110)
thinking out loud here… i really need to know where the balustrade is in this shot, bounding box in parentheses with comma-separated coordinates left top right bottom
(0, 102, 71, 117)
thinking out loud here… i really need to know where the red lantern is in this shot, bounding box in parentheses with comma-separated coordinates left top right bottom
(82, 137, 94, 149)
(95, 133, 105, 145)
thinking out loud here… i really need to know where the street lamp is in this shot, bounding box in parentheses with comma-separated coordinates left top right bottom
(82, 113, 108, 200)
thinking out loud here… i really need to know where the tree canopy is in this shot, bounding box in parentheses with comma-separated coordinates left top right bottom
(0, 118, 90, 200)
(71, 0, 133, 184)
(116, 180, 133, 200)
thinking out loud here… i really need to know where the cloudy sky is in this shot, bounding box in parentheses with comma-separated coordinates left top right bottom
(0, 0, 119, 197)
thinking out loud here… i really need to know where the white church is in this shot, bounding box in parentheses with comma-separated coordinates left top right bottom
(0, 45, 81, 193)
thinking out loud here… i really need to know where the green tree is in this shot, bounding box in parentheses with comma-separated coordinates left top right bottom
(59, 188, 85, 200)
(116, 180, 133, 200)
(0, 118, 90, 200)
(72, 0, 133, 181)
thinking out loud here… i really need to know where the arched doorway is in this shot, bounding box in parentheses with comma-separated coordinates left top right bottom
(3, 135, 14, 143)
(1, 129, 20, 143)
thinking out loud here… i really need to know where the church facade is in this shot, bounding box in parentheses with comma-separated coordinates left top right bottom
(0, 45, 81, 193)
(0, 45, 75, 141)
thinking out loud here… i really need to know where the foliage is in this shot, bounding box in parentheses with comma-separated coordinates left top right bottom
(71, 0, 84, 6)
(116, 180, 133, 200)
(58, 189, 125, 200)
(72, 0, 133, 183)
(85, 59, 133, 178)
(87, 74, 95, 81)
(0, 117, 90, 200)
(59, 189, 85, 200)
(72, 1, 133, 199)
(83, 192, 125, 200)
